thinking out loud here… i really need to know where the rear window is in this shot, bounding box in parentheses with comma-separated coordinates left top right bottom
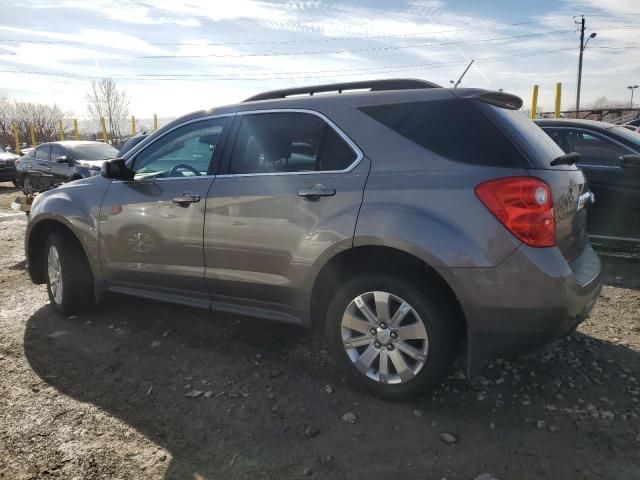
(359, 99, 527, 167)
(483, 105, 567, 169)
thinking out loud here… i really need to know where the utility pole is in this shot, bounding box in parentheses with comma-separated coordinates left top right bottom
(576, 15, 585, 114)
(575, 16, 596, 115)
(628, 85, 639, 108)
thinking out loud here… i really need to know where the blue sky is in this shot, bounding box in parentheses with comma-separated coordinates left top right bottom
(0, 0, 638, 121)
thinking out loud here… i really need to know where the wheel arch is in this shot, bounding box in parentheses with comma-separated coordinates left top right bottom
(27, 218, 94, 285)
(309, 245, 466, 335)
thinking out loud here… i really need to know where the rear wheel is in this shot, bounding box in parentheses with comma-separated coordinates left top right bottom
(45, 231, 95, 315)
(325, 273, 459, 400)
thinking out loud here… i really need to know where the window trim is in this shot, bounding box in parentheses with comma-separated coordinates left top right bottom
(35, 144, 52, 162)
(542, 126, 635, 170)
(218, 108, 363, 178)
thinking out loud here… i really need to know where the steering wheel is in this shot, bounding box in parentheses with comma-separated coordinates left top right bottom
(168, 163, 201, 177)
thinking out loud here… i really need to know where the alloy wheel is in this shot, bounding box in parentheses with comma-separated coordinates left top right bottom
(47, 244, 63, 305)
(341, 291, 429, 384)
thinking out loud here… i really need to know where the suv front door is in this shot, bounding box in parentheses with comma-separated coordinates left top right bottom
(204, 110, 368, 322)
(564, 128, 639, 240)
(99, 115, 231, 305)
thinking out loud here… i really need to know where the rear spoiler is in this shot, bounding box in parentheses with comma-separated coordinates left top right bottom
(453, 90, 523, 110)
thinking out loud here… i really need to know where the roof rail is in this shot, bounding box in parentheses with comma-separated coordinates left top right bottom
(244, 78, 441, 102)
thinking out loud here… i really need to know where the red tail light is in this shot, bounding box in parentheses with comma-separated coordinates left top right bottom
(475, 176, 555, 248)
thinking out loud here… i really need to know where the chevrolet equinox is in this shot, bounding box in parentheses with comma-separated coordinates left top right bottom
(25, 79, 603, 399)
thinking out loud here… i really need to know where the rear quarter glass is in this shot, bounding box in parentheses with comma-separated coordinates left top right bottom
(358, 99, 529, 168)
(481, 104, 574, 170)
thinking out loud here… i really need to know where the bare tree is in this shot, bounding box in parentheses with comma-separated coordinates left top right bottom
(0, 92, 65, 147)
(86, 78, 130, 141)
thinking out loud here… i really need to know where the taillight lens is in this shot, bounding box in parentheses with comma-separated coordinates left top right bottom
(475, 176, 555, 248)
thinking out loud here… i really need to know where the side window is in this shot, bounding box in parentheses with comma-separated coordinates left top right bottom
(50, 145, 67, 160)
(228, 112, 357, 174)
(132, 117, 228, 178)
(359, 100, 527, 167)
(35, 146, 51, 161)
(567, 130, 632, 167)
(542, 128, 570, 153)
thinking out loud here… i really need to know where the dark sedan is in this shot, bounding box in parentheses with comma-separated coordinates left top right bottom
(16, 141, 118, 192)
(0, 146, 19, 184)
(536, 118, 640, 243)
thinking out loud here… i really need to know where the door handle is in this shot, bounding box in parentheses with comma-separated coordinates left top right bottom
(297, 184, 336, 201)
(172, 193, 201, 206)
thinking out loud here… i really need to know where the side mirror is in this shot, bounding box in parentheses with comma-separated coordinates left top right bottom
(620, 154, 640, 170)
(55, 155, 73, 165)
(101, 158, 135, 181)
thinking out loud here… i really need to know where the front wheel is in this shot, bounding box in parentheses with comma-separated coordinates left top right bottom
(325, 273, 459, 400)
(45, 231, 95, 315)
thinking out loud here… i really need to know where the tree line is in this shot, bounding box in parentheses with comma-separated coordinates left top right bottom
(0, 78, 130, 149)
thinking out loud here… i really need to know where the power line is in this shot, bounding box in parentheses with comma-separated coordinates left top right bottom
(0, 48, 576, 81)
(0, 17, 575, 47)
(131, 29, 579, 59)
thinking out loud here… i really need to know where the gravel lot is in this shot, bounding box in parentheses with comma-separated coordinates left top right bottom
(0, 181, 639, 480)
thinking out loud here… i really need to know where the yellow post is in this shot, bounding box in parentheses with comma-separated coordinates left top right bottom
(101, 117, 108, 143)
(131, 115, 136, 135)
(12, 125, 20, 155)
(73, 119, 79, 140)
(530, 84, 539, 119)
(153, 113, 158, 130)
(29, 124, 36, 147)
(554, 82, 562, 118)
(59, 120, 64, 141)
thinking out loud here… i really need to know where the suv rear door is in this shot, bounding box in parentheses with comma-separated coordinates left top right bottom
(99, 115, 231, 305)
(203, 110, 368, 321)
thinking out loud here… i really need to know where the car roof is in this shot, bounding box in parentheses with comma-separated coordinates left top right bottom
(44, 141, 113, 147)
(533, 118, 619, 129)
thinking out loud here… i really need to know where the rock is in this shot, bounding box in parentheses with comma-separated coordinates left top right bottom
(270, 368, 282, 378)
(601, 410, 615, 420)
(324, 384, 334, 394)
(303, 467, 313, 476)
(548, 425, 560, 433)
(440, 432, 457, 445)
(304, 425, 320, 438)
(474, 474, 500, 480)
(412, 409, 424, 418)
(341, 412, 357, 424)
(536, 420, 546, 429)
(489, 422, 496, 430)
(67, 315, 78, 320)
(47, 330, 67, 339)
(204, 391, 214, 398)
(184, 390, 203, 398)
(546, 404, 558, 412)
(150, 340, 161, 348)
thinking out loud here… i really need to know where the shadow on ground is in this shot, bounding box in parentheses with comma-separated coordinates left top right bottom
(23, 288, 640, 479)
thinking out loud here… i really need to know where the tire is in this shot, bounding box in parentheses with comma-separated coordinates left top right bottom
(325, 272, 459, 400)
(44, 231, 95, 315)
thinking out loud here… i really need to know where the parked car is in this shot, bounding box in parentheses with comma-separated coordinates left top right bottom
(25, 79, 602, 399)
(0, 146, 19, 185)
(535, 119, 640, 243)
(117, 131, 150, 157)
(16, 141, 118, 192)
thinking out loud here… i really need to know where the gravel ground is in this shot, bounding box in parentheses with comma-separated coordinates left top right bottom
(0, 182, 639, 480)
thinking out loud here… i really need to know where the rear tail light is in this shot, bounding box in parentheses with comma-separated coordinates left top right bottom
(475, 176, 555, 247)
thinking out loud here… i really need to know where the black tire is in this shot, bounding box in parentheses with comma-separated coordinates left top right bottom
(325, 272, 459, 400)
(44, 231, 95, 315)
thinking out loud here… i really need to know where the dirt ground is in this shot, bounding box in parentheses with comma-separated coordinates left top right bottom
(0, 181, 639, 480)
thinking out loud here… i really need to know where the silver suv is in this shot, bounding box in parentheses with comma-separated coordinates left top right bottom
(25, 79, 602, 399)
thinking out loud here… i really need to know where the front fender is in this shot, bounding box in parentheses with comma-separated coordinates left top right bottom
(27, 177, 111, 286)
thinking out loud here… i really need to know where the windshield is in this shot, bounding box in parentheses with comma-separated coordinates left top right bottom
(70, 143, 118, 161)
(607, 126, 640, 150)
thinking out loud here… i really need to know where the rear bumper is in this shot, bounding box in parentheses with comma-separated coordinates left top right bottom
(445, 244, 602, 374)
